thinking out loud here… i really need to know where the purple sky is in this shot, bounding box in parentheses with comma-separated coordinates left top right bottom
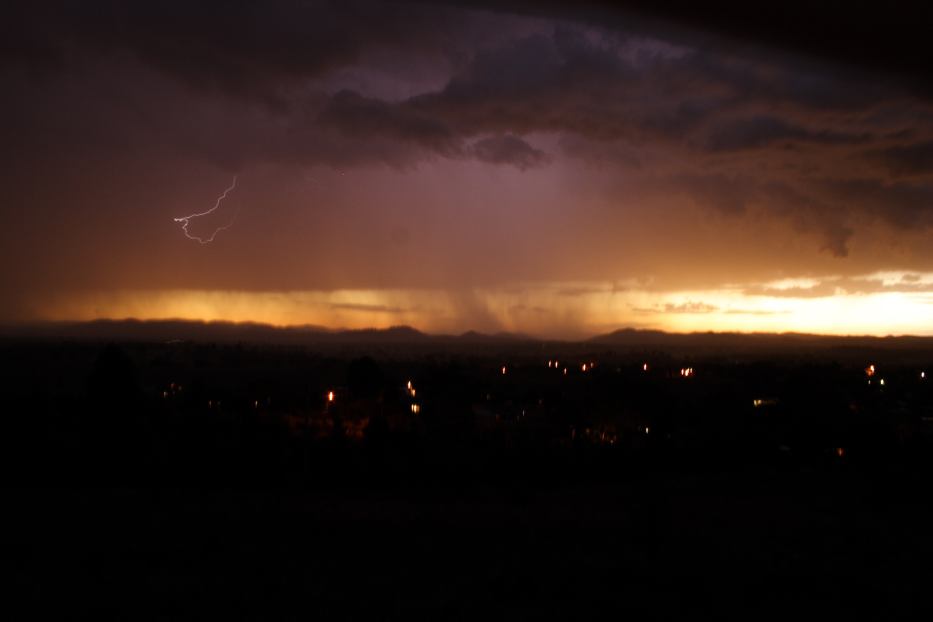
(3, 1, 933, 336)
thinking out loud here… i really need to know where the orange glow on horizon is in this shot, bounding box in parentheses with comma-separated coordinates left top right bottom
(18, 275, 933, 339)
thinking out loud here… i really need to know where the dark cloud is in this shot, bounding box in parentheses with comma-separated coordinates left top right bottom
(2, 1, 484, 99)
(566, 0, 933, 96)
(300, 23, 933, 254)
(469, 134, 550, 169)
(872, 141, 933, 178)
(395, 26, 897, 143)
(703, 116, 867, 152)
(320, 90, 461, 157)
(677, 174, 753, 215)
(403, 28, 692, 141)
(4, 0, 933, 319)
(816, 223, 854, 258)
(820, 180, 933, 230)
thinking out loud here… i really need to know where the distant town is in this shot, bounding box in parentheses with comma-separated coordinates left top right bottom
(5, 323, 933, 486)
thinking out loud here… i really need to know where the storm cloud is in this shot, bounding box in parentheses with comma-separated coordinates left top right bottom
(2, 0, 933, 335)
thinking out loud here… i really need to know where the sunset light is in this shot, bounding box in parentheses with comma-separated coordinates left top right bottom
(18, 276, 933, 338)
(7, 1, 933, 617)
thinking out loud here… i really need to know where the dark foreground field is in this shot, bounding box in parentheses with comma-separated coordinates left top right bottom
(12, 469, 933, 620)
(5, 335, 933, 618)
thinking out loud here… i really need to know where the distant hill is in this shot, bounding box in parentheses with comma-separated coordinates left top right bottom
(0, 319, 427, 345)
(589, 327, 933, 354)
(456, 330, 530, 343)
(0, 319, 531, 346)
(2, 320, 932, 356)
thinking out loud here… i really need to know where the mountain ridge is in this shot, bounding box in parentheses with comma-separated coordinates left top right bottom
(2, 319, 932, 349)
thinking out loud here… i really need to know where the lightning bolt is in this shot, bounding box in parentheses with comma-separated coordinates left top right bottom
(174, 176, 238, 244)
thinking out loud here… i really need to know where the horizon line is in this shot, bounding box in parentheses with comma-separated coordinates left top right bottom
(3, 316, 933, 342)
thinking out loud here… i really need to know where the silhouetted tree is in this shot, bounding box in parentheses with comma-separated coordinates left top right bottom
(83, 344, 148, 478)
(347, 357, 384, 400)
(86, 344, 141, 409)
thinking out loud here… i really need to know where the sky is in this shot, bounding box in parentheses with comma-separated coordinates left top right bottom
(2, 0, 933, 338)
